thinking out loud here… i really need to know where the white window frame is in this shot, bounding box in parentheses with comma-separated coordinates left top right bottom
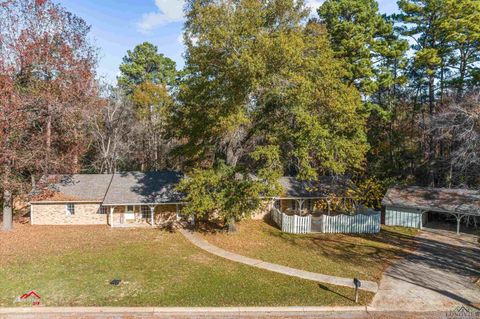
(66, 203, 75, 216)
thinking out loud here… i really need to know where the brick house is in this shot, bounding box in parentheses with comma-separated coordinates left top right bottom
(30, 171, 184, 226)
(30, 172, 347, 227)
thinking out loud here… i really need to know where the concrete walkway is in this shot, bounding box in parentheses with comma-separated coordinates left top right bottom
(371, 227, 480, 311)
(179, 229, 378, 293)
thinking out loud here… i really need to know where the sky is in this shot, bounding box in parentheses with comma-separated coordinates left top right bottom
(61, 0, 400, 84)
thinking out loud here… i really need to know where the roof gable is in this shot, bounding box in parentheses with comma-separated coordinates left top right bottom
(102, 171, 184, 205)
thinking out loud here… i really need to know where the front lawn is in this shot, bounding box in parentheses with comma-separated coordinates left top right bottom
(201, 220, 419, 282)
(0, 224, 371, 306)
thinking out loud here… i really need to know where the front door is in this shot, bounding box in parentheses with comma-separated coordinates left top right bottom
(124, 205, 135, 220)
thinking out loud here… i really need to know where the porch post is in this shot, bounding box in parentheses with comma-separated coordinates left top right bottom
(175, 204, 179, 220)
(109, 206, 114, 227)
(150, 205, 155, 227)
(295, 199, 304, 212)
(456, 214, 462, 235)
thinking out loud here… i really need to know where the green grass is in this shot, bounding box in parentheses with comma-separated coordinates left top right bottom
(202, 220, 419, 282)
(0, 230, 372, 307)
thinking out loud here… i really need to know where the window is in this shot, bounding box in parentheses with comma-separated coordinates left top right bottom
(126, 205, 134, 213)
(141, 205, 150, 219)
(66, 203, 75, 215)
(99, 206, 108, 215)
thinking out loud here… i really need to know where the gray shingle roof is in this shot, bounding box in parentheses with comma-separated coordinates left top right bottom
(35, 174, 113, 201)
(102, 171, 184, 205)
(278, 176, 349, 198)
(382, 186, 480, 216)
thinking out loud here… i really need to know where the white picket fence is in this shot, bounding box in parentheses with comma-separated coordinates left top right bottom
(271, 208, 380, 234)
(271, 208, 311, 234)
(322, 212, 380, 234)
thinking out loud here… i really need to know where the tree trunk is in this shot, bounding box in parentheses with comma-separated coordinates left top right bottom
(226, 143, 238, 167)
(227, 217, 236, 233)
(2, 188, 13, 231)
(2, 162, 13, 231)
(45, 112, 52, 175)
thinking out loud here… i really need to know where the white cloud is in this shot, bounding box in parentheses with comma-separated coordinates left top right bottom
(137, 0, 185, 33)
(305, 0, 324, 12)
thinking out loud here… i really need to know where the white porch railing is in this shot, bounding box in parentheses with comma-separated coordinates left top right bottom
(271, 208, 311, 234)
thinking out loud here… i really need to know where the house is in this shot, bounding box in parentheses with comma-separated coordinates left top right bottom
(30, 171, 184, 227)
(382, 186, 480, 234)
(30, 172, 368, 230)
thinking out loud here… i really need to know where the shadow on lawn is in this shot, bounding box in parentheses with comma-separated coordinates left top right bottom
(266, 225, 419, 270)
(318, 284, 354, 302)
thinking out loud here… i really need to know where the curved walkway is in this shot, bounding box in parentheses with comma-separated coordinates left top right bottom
(179, 229, 378, 293)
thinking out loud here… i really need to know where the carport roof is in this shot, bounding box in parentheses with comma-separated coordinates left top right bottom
(382, 186, 480, 216)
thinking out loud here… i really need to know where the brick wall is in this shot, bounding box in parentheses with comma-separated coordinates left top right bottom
(251, 200, 274, 220)
(31, 202, 107, 225)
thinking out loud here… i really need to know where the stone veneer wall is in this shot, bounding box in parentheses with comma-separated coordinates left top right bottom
(31, 202, 107, 225)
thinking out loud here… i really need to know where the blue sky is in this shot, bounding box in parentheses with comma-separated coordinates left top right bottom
(61, 0, 399, 84)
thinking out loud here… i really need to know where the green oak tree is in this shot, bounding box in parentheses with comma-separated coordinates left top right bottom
(171, 0, 368, 227)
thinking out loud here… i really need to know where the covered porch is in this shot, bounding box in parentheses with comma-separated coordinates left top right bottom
(106, 203, 184, 228)
(101, 171, 185, 228)
(274, 197, 358, 216)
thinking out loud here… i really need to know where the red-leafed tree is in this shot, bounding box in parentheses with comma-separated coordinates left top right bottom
(0, 0, 100, 231)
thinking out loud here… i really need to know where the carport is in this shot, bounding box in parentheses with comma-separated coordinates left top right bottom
(382, 186, 480, 234)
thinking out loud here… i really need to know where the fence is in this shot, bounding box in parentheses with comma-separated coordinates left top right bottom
(271, 208, 311, 234)
(322, 211, 380, 234)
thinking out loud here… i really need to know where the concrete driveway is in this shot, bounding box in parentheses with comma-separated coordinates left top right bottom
(372, 227, 480, 311)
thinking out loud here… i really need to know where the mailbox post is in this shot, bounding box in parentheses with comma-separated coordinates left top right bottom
(353, 278, 361, 303)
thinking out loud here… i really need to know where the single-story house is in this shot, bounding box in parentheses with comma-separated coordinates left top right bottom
(30, 171, 184, 227)
(31, 172, 350, 227)
(382, 186, 480, 234)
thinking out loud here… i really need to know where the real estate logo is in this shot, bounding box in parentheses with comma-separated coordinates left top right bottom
(446, 305, 480, 318)
(15, 290, 41, 306)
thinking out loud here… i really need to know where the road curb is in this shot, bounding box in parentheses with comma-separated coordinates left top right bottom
(0, 306, 369, 314)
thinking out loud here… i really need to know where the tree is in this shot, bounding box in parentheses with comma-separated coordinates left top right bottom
(440, 0, 480, 97)
(117, 43, 177, 171)
(394, 0, 480, 186)
(0, 0, 99, 230)
(91, 87, 137, 173)
(317, 0, 409, 185)
(396, 0, 449, 114)
(131, 81, 174, 170)
(171, 0, 368, 226)
(318, 0, 408, 96)
(0, 69, 28, 231)
(118, 42, 177, 94)
(430, 92, 480, 186)
(176, 161, 278, 229)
